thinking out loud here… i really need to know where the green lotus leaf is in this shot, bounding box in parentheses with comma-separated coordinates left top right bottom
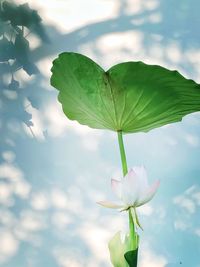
(50, 52, 200, 133)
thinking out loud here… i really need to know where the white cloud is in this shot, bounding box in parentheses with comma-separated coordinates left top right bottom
(0, 231, 19, 263)
(25, 98, 102, 151)
(53, 248, 82, 267)
(185, 50, 200, 81)
(2, 151, 16, 163)
(174, 185, 200, 214)
(31, 192, 49, 210)
(138, 204, 153, 216)
(184, 133, 199, 147)
(13, 180, 31, 199)
(0, 163, 31, 204)
(185, 185, 200, 206)
(78, 223, 110, 262)
(140, 243, 167, 267)
(129, 0, 143, 13)
(19, 211, 46, 232)
(15, 0, 119, 34)
(173, 185, 200, 237)
(194, 228, 200, 237)
(154, 206, 166, 221)
(0, 163, 23, 181)
(144, 0, 159, 10)
(193, 191, 200, 206)
(0, 209, 16, 227)
(64, 186, 84, 215)
(0, 183, 14, 206)
(95, 31, 144, 67)
(51, 212, 72, 229)
(81, 134, 102, 151)
(166, 43, 182, 63)
(174, 220, 188, 231)
(185, 185, 197, 195)
(165, 136, 178, 146)
(43, 101, 102, 151)
(148, 13, 162, 23)
(173, 195, 196, 214)
(27, 34, 41, 50)
(51, 188, 68, 209)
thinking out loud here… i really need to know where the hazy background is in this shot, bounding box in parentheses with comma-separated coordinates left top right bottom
(0, 0, 200, 266)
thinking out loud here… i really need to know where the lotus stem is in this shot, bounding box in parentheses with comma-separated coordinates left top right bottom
(117, 130, 137, 251)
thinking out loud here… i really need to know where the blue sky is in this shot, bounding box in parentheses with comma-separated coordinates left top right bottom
(0, 0, 200, 266)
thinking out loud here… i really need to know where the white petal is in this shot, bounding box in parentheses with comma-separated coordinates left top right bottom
(136, 180, 160, 207)
(97, 201, 124, 209)
(111, 179, 122, 198)
(121, 169, 140, 206)
(132, 166, 148, 189)
(123, 169, 138, 188)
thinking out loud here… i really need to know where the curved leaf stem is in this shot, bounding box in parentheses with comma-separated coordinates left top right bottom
(117, 130, 128, 176)
(117, 131, 137, 251)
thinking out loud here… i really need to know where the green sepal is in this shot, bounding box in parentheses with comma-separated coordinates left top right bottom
(124, 249, 138, 267)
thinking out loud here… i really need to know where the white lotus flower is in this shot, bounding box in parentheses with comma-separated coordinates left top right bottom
(98, 166, 160, 210)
